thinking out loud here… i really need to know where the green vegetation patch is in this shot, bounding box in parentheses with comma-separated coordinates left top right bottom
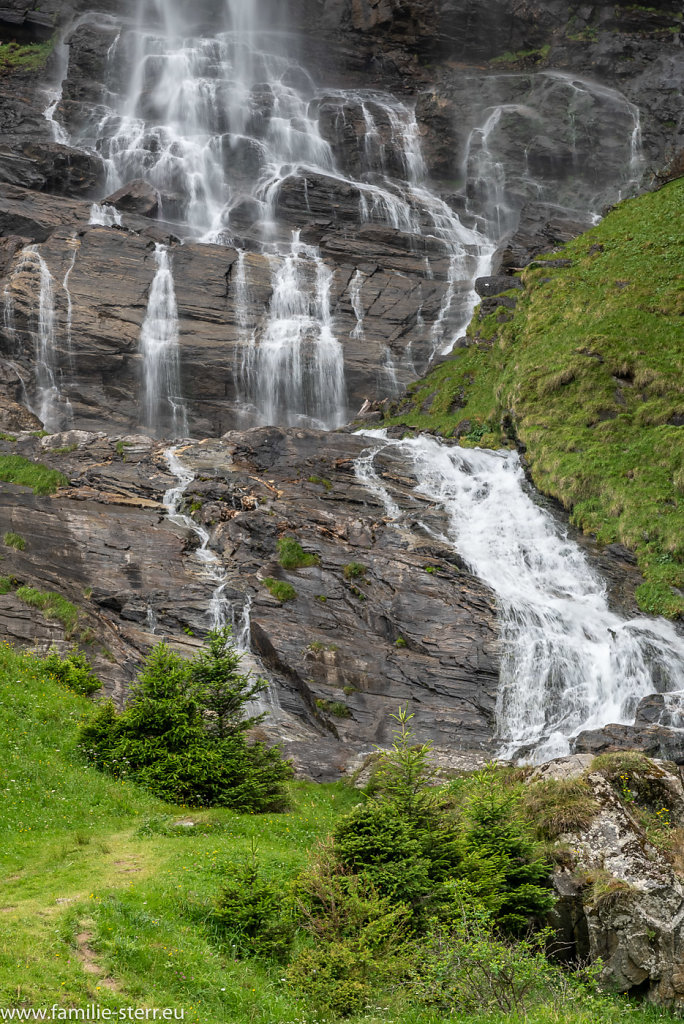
(16, 586, 79, 632)
(315, 697, 351, 718)
(262, 577, 297, 602)
(41, 646, 102, 697)
(383, 179, 684, 616)
(4, 530, 25, 550)
(0, 454, 68, 495)
(490, 44, 551, 65)
(0, 37, 55, 74)
(276, 535, 320, 569)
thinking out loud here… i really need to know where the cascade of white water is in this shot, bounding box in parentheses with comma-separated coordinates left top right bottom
(61, 236, 79, 373)
(163, 447, 230, 630)
(46, 0, 645, 430)
(355, 432, 684, 761)
(139, 245, 188, 438)
(349, 270, 365, 340)
(4, 247, 73, 431)
(163, 446, 280, 711)
(247, 231, 346, 428)
(89, 203, 123, 227)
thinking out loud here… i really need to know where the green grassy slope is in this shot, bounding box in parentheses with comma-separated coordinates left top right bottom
(0, 643, 681, 1023)
(383, 179, 684, 617)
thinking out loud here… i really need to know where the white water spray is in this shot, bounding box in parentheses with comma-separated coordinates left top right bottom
(356, 433, 684, 761)
(89, 203, 123, 227)
(163, 446, 279, 711)
(139, 245, 187, 438)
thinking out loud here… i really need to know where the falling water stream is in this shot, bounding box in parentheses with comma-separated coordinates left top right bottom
(20, 0, 671, 756)
(162, 446, 279, 713)
(139, 245, 188, 438)
(41, 0, 644, 431)
(355, 433, 684, 760)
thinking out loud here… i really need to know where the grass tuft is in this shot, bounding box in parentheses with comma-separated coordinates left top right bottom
(262, 577, 297, 602)
(15, 586, 79, 632)
(4, 531, 25, 550)
(0, 454, 68, 495)
(276, 536, 320, 569)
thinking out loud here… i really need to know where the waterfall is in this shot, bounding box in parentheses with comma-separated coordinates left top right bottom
(349, 270, 365, 341)
(50, 0, 645, 427)
(139, 245, 188, 438)
(248, 232, 346, 429)
(356, 433, 684, 762)
(163, 446, 280, 711)
(3, 247, 73, 431)
(89, 203, 123, 227)
(61, 236, 79, 373)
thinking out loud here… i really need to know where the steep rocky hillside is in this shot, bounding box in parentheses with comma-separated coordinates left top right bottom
(0, 0, 681, 769)
(379, 181, 684, 622)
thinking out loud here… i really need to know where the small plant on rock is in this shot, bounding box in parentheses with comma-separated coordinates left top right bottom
(277, 536, 319, 569)
(262, 577, 297, 602)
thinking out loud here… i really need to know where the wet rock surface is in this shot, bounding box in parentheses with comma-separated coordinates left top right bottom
(0, 0, 681, 438)
(0, 427, 501, 774)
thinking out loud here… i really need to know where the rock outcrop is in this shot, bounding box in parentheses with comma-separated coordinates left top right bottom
(0, 427, 500, 774)
(546, 753, 684, 1009)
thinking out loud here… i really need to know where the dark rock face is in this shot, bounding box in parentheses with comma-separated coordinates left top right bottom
(105, 180, 160, 218)
(0, 427, 500, 772)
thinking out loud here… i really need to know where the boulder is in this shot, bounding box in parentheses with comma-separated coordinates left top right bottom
(104, 180, 160, 218)
(550, 763, 684, 1008)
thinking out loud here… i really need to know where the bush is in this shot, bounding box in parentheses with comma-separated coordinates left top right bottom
(285, 939, 374, 1016)
(406, 887, 569, 1016)
(78, 629, 292, 810)
(262, 577, 297, 602)
(343, 562, 366, 580)
(276, 536, 319, 569)
(333, 802, 436, 912)
(41, 647, 102, 696)
(457, 767, 555, 934)
(213, 846, 293, 960)
(287, 858, 410, 1015)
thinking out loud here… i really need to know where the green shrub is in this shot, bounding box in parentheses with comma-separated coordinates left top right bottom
(41, 647, 102, 696)
(315, 698, 351, 718)
(0, 455, 68, 495)
(406, 887, 572, 1015)
(343, 562, 367, 580)
(285, 939, 373, 1016)
(190, 627, 267, 739)
(16, 586, 78, 632)
(78, 629, 292, 810)
(213, 846, 293, 960)
(333, 802, 437, 914)
(276, 536, 319, 569)
(4, 531, 25, 551)
(262, 577, 297, 602)
(287, 858, 410, 1015)
(457, 767, 555, 934)
(0, 576, 15, 594)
